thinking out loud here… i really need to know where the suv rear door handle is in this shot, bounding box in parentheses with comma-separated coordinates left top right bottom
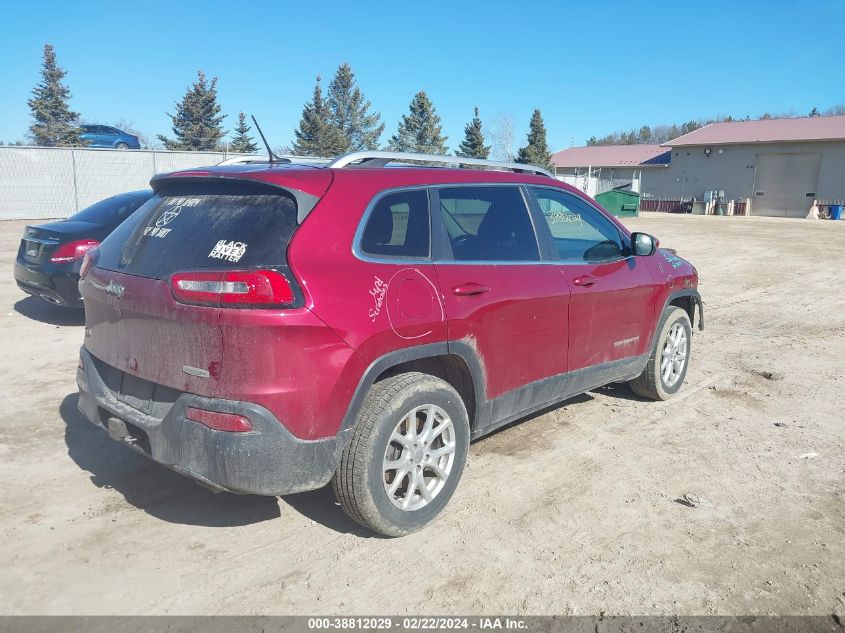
(572, 275, 598, 287)
(452, 283, 490, 296)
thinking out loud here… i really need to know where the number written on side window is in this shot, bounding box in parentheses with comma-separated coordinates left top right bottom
(530, 187, 626, 263)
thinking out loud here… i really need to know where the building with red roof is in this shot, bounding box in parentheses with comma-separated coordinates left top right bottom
(554, 116, 845, 216)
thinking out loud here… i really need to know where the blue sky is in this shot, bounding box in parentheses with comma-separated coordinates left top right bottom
(1, 0, 843, 152)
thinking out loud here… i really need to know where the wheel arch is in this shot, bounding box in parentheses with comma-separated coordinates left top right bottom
(647, 289, 703, 356)
(668, 293, 698, 329)
(339, 342, 485, 437)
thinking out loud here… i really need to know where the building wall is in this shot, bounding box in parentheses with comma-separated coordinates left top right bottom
(641, 140, 845, 214)
(555, 166, 653, 197)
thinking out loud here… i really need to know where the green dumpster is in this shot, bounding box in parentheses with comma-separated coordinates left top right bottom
(594, 188, 640, 218)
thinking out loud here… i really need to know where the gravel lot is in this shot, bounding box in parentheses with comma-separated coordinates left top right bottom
(0, 214, 842, 616)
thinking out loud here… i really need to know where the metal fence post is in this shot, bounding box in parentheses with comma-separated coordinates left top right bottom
(71, 147, 80, 212)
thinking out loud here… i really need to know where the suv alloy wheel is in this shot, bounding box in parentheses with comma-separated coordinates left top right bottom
(629, 306, 692, 400)
(332, 372, 470, 536)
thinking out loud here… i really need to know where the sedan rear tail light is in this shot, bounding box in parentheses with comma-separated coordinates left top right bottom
(170, 269, 295, 308)
(186, 407, 253, 433)
(80, 247, 99, 279)
(50, 239, 100, 263)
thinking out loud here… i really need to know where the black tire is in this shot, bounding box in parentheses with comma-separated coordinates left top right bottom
(629, 306, 692, 401)
(332, 372, 470, 537)
(115, 142, 129, 149)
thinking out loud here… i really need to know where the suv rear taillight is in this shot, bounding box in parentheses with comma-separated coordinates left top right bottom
(80, 247, 99, 279)
(170, 269, 295, 308)
(50, 239, 100, 263)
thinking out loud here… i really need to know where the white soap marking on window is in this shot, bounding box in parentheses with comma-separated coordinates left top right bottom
(208, 240, 247, 262)
(142, 226, 172, 238)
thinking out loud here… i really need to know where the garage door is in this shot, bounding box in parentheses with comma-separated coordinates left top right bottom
(752, 153, 821, 217)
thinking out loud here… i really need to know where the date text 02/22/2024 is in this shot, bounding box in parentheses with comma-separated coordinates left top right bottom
(306, 617, 528, 630)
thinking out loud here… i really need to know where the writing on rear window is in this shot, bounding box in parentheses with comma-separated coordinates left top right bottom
(166, 197, 202, 207)
(208, 240, 248, 262)
(96, 182, 299, 280)
(141, 198, 200, 239)
(143, 226, 172, 238)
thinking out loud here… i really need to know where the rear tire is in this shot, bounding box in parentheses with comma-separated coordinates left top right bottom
(116, 142, 129, 149)
(630, 306, 692, 401)
(332, 372, 470, 537)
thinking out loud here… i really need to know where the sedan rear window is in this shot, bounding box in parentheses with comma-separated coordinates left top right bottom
(96, 181, 298, 280)
(69, 193, 150, 224)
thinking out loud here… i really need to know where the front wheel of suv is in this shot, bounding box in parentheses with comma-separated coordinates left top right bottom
(629, 306, 692, 401)
(332, 372, 470, 537)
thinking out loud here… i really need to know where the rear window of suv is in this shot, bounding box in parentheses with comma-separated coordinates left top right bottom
(96, 180, 298, 279)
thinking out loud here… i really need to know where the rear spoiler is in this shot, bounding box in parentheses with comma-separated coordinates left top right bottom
(150, 173, 323, 224)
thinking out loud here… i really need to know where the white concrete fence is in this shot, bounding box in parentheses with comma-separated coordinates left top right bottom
(0, 146, 259, 220)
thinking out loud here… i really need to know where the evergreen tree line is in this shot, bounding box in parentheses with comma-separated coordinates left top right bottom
(586, 104, 845, 146)
(21, 43, 844, 170)
(22, 44, 553, 168)
(290, 66, 551, 169)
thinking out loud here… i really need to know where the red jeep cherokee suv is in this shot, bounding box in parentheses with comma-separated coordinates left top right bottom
(76, 151, 702, 536)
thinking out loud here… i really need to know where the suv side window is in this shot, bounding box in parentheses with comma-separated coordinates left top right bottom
(360, 189, 430, 258)
(530, 187, 627, 263)
(437, 186, 539, 262)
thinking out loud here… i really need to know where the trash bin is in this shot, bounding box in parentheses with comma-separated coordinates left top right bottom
(829, 205, 843, 220)
(594, 189, 640, 218)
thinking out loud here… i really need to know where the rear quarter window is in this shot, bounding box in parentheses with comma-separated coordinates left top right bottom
(96, 181, 298, 279)
(360, 189, 430, 258)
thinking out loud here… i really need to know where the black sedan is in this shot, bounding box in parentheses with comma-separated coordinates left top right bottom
(14, 190, 153, 308)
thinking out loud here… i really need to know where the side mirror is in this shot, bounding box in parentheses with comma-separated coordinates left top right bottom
(631, 232, 658, 256)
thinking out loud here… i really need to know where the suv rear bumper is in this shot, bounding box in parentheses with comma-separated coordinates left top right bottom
(76, 347, 349, 496)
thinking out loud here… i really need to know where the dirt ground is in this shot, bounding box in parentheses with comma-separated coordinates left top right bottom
(0, 214, 842, 616)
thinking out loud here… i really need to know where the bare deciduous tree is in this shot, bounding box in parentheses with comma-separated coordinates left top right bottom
(488, 112, 516, 162)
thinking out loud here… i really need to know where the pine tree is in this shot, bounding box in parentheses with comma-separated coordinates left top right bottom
(456, 107, 490, 160)
(229, 112, 258, 153)
(516, 109, 552, 171)
(157, 71, 227, 151)
(27, 44, 83, 147)
(293, 76, 346, 156)
(388, 91, 448, 154)
(326, 63, 384, 152)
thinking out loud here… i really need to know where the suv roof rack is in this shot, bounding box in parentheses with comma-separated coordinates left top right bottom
(327, 151, 555, 179)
